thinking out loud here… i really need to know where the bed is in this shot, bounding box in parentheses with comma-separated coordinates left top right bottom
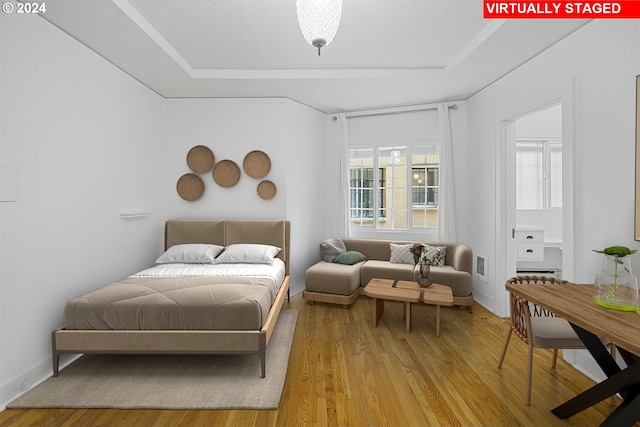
(52, 219, 291, 378)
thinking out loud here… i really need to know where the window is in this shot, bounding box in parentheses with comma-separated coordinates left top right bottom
(349, 166, 385, 225)
(349, 145, 440, 230)
(516, 138, 562, 210)
(411, 167, 439, 207)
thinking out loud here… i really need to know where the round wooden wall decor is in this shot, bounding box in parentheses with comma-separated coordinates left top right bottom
(213, 160, 241, 188)
(176, 173, 205, 201)
(186, 145, 215, 174)
(257, 180, 276, 200)
(243, 150, 271, 179)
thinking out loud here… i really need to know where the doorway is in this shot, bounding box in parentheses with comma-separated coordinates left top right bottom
(495, 81, 575, 317)
(513, 105, 563, 278)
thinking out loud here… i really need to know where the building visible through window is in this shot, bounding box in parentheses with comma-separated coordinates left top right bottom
(349, 145, 440, 230)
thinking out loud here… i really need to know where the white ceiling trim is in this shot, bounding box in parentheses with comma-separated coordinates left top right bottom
(112, 0, 194, 74)
(445, 19, 506, 74)
(190, 68, 444, 80)
(113, 0, 447, 81)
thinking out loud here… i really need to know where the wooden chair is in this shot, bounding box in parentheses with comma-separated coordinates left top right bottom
(497, 276, 615, 406)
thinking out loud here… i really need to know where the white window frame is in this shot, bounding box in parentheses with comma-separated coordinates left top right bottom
(348, 143, 440, 236)
(516, 138, 562, 210)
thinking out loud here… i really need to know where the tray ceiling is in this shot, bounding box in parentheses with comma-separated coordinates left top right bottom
(34, 0, 589, 112)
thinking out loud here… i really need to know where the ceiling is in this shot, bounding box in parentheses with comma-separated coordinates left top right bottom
(34, 0, 590, 113)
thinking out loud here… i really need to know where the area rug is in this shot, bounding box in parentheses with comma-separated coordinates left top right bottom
(8, 309, 298, 410)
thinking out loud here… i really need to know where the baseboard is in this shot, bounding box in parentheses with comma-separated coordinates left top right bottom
(289, 280, 305, 297)
(0, 353, 79, 410)
(563, 349, 607, 383)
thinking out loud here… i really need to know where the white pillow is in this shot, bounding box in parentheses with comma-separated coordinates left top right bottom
(389, 243, 416, 264)
(155, 244, 224, 264)
(215, 244, 282, 264)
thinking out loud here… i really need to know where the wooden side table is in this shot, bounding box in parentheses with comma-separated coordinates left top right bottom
(396, 281, 454, 337)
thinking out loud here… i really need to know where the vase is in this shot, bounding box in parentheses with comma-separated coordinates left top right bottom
(593, 254, 639, 311)
(417, 276, 432, 288)
(417, 264, 432, 288)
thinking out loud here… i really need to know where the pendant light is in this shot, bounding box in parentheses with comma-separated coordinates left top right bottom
(296, 0, 342, 56)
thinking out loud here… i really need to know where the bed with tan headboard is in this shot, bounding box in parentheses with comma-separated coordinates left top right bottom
(52, 219, 290, 378)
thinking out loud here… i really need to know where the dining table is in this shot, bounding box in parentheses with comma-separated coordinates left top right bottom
(505, 282, 640, 427)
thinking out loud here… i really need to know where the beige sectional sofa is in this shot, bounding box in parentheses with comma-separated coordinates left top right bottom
(303, 238, 473, 309)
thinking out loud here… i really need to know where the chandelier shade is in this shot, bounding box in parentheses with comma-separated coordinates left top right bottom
(296, 0, 342, 55)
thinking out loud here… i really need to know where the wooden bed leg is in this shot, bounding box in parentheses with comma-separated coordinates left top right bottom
(51, 330, 60, 377)
(53, 353, 61, 377)
(259, 330, 267, 378)
(260, 352, 266, 378)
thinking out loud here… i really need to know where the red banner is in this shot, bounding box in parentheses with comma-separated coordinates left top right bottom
(484, 1, 640, 18)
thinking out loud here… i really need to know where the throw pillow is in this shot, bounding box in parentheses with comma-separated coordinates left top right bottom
(389, 243, 415, 264)
(420, 245, 446, 266)
(333, 251, 367, 265)
(320, 238, 347, 262)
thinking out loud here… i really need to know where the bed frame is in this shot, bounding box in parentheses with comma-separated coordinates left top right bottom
(52, 219, 291, 378)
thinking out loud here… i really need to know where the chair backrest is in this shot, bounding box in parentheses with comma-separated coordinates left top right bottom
(505, 276, 569, 343)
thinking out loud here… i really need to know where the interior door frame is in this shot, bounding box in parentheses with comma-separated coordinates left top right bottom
(494, 80, 575, 317)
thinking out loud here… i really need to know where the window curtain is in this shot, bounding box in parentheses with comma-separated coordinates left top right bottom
(437, 104, 457, 242)
(336, 113, 350, 237)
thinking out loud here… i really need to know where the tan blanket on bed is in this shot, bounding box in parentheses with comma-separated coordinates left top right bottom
(64, 276, 275, 331)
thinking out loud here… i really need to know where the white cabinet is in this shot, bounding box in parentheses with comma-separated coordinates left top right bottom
(515, 226, 545, 261)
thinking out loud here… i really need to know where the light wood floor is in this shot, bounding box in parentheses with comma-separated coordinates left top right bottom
(0, 293, 621, 427)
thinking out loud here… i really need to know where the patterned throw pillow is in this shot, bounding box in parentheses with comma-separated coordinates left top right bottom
(420, 245, 446, 266)
(389, 243, 416, 264)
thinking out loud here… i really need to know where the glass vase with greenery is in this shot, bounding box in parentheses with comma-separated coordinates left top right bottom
(592, 246, 639, 311)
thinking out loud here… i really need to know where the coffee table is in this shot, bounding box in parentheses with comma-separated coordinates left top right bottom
(363, 278, 454, 336)
(363, 278, 420, 332)
(396, 280, 454, 336)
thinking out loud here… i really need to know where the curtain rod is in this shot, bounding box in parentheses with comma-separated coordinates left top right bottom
(332, 103, 458, 120)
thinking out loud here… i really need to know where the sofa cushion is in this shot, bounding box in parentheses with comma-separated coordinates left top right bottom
(333, 251, 367, 265)
(342, 239, 405, 261)
(429, 266, 472, 297)
(320, 238, 347, 262)
(389, 243, 415, 264)
(305, 261, 362, 296)
(361, 260, 416, 286)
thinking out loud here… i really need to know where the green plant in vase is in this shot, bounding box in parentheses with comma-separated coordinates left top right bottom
(592, 246, 638, 311)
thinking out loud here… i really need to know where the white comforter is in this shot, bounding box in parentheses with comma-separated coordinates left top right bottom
(131, 258, 286, 294)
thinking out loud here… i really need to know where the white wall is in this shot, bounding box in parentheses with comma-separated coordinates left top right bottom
(282, 101, 328, 291)
(466, 20, 640, 381)
(466, 19, 640, 314)
(1, 10, 328, 407)
(516, 104, 562, 138)
(0, 13, 165, 405)
(162, 98, 327, 294)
